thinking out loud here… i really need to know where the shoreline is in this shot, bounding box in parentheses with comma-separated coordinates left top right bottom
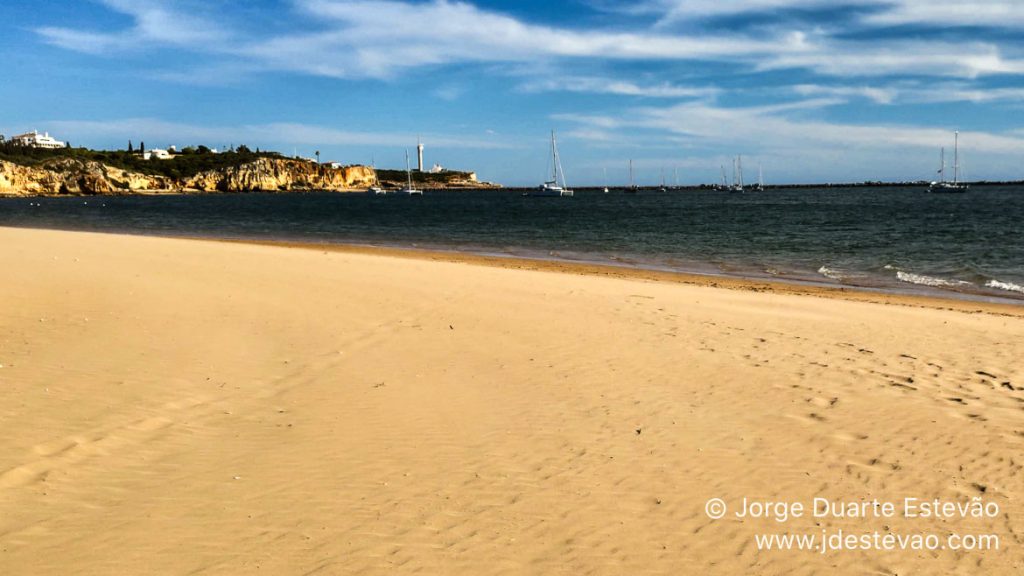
(6, 182, 1024, 197)
(217, 238, 1024, 317)
(0, 185, 502, 198)
(0, 187, 384, 197)
(4, 223, 1019, 316)
(3, 188, 1022, 307)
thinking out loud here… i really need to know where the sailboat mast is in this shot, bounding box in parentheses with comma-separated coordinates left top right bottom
(552, 130, 568, 189)
(405, 149, 412, 189)
(550, 130, 558, 183)
(629, 159, 634, 188)
(738, 156, 744, 188)
(939, 148, 945, 183)
(953, 131, 960, 184)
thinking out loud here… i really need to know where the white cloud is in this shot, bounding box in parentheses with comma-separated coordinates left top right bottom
(560, 128, 622, 143)
(650, 0, 1024, 28)
(652, 0, 851, 23)
(621, 100, 1024, 152)
(791, 82, 1024, 105)
(34, 0, 807, 79)
(792, 84, 897, 104)
(47, 118, 517, 150)
(32, 0, 1024, 107)
(761, 41, 1024, 78)
(863, 1, 1024, 28)
(99, 0, 223, 44)
(244, 0, 809, 79)
(37, 0, 227, 53)
(555, 98, 1024, 182)
(35, 27, 126, 54)
(432, 85, 465, 101)
(923, 87, 1024, 104)
(35, 0, 1024, 84)
(520, 76, 718, 99)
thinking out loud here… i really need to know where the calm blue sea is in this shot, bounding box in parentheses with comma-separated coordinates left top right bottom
(2, 186, 1022, 302)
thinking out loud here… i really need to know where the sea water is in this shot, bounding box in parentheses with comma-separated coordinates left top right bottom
(2, 185, 1022, 302)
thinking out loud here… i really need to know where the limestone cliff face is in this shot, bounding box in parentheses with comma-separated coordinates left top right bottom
(0, 161, 48, 195)
(377, 169, 499, 189)
(183, 158, 376, 192)
(446, 172, 481, 188)
(0, 158, 377, 196)
(0, 158, 171, 196)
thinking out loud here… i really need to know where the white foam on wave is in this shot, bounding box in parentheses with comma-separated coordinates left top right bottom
(817, 265, 843, 281)
(986, 279, 1024, 294)
(896, 271, 970, 288)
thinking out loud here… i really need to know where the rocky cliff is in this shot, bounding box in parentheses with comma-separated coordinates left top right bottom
(0, 157, 377, 196)
(376, 169, 497, 189)
(0, 158, 172, 195)
(183, 158, 376, 192)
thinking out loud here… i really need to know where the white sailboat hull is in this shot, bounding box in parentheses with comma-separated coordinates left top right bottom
(927, 182, 968, 193)
(928, 131, 967, 193)
(395, 149, 423, 195)
(529, 130, 572, 198)
(526, 183, 573, 197)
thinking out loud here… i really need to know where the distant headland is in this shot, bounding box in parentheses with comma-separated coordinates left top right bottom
(0, 132, 496, 196)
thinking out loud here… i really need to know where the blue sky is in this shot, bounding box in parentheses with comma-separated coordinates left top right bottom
(2, 0, 1023, 185)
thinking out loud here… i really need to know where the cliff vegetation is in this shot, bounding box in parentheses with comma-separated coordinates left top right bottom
(0, 143, 497, 195)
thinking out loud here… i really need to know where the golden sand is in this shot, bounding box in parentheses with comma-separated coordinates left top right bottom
(1, 226, 1021, 575)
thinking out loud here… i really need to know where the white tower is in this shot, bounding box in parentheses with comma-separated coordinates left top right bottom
(416, 137, 424, 172)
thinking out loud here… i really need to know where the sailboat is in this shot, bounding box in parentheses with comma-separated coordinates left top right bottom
(659, 168, 667, 192)
(715, 165, 729, 191)
(928, 132, 968, 193)
(728, 155, 745, 193)
(625, 159, 639, 193)
(752, 162, 764, 191)
(526, 130, 573, 197)
(395, 149, 423, 196)
(602, 167, 609, 193)
(673, 167, 680, 190)
(367, 157, 386, 195)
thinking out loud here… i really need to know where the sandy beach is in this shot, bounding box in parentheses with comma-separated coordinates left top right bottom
(1, 226, 1021, 575)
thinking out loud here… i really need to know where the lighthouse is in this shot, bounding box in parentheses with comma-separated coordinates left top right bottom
(416, 137, 424, 172)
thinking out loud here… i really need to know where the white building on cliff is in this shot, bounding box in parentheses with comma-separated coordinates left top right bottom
(140, 148, 173, 160)
(10, 130, 66, 149)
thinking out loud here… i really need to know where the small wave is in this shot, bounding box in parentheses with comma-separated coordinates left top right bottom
(818, 265, 844, 281)
(883, 264, 896, 270)
(985, 279, 1024, 294)
(896, 271, 970, 288)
